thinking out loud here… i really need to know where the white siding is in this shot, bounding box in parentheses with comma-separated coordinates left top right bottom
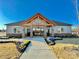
(6, 25, 72, 34)
(6, 26, 24, 34)
(50, 26, 72, 33)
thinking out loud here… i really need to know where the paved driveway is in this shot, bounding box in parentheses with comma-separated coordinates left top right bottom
(56, 38, 79, 44)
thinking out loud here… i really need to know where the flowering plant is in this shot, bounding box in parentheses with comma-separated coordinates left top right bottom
(16, 40, 30, 52)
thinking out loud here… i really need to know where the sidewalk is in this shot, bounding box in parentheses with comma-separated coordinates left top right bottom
(20, 41, 57, 59)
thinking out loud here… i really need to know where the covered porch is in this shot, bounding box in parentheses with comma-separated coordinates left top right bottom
(21, 24, 53, 38)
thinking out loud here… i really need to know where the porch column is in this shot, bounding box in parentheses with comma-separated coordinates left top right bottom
(30, 26, 33, 37)
(22, 27, 25, 38)
(51, 27, 54, 36)
(44, 27, 47, 38)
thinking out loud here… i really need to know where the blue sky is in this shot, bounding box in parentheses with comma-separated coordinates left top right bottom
(0, 0, 79, 29)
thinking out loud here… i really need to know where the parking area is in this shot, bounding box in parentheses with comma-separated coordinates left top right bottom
(56, 38, 79, 44)
(23, 37, 79, 45)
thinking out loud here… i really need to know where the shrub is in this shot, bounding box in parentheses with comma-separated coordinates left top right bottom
(16, 40, 30, 52)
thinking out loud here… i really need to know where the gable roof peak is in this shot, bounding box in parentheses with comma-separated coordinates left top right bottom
(35, 13, 43, 17)
(36, 13, 41, 15)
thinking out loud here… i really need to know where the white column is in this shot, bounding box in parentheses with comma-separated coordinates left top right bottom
(49, 27, 51, 36)
(44, 27, 47, 38)
(51, 27, 54, 36)
(22, 27, 25, 38)
(30, 26, 33, 37)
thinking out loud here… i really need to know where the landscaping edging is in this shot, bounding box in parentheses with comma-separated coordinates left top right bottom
(19, 41, 31, 53)
(19, 41, 31, 59)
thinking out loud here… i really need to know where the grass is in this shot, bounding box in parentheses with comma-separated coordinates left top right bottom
(0, 32, 6, 36)
(0, 40, 30, 59)
(50, 43, 79, 59)
(50, 38, 79, 59)
(0, 43, 21, 59)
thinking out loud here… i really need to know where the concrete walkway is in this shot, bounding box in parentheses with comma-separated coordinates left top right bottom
(20, 40, 57, 59)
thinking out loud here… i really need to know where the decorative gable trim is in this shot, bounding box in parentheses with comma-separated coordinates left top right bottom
(19, 13, 57, 26)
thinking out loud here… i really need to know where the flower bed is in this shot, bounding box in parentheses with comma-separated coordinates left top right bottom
(16, 40, 30, 52)
(0, 40, 30, 59)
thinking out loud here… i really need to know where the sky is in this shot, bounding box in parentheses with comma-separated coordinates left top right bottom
(0, 0, 79, 29)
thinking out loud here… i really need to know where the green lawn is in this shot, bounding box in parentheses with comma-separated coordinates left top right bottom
(56, 38, 79, 45)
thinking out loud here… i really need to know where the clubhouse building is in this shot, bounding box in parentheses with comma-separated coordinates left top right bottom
(6, 13, 72, 37)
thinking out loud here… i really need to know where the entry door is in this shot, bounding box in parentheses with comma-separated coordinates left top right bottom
(33, 28, 44, 36)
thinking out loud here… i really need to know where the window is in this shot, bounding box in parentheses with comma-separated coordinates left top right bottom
(14, 27, 20, 33)
(57, 28, 61, 33)
(14, 28, 17, 33)
(61, 28, 64, 32)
